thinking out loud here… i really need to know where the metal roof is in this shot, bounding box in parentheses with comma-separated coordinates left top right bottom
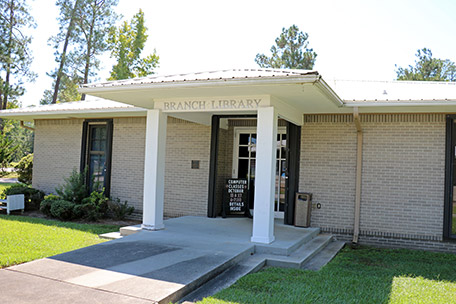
(2, 98, 140, 114)
(3, 69, 456, 121)
(0, 98, 146, 121)
(81, 69, 320, 89)
(330, 79, 456, 103)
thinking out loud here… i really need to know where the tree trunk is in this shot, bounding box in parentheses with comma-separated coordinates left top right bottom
(52, 0, 82, 104)
(80, 2, 96, 101)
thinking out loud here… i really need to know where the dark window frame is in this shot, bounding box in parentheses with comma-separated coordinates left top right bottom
(444, 114, 456, 240)
(80, 119, 113, 197)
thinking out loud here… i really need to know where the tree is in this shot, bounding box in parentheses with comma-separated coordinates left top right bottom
(49, 0, 84, 104)
(255, 25, 317, 70)
(0, 0, 35, 130)
(108, 9, 159, 80)
(45, 0, 119, 103)
(396, 48, 456, 81)
(74, 0, 118, 100)
(40, 71, 81, 104)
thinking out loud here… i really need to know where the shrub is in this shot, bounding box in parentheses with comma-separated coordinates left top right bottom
(56, 168, 88, 204)
(108, 198, 135, 220)
(2, 183, 45, 211)
(14, 154, 33, 184)
(50, 200, 76, 221)
(74, 190, 109, 221)
(40, 194, 60, 216)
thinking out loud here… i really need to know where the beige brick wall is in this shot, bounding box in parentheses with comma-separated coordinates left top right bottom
(164, 117, 211, 217)
(33, 119, 83, 194)
(300, 114, 446, 242)
(110, 117, 146, 212)
(300, 115, 357, 233)
(32, 117, 212, 219)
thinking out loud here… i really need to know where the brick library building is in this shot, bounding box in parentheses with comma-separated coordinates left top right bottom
(2, 69, 456, 252)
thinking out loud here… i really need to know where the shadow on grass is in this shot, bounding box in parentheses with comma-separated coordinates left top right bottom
(203, 246, 456, 304)
(0, 214, 120, 235)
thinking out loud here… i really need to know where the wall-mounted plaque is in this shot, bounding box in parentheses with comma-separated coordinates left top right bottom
(222, 178, 250, 218)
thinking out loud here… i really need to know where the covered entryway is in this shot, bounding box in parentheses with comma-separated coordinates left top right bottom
(79, 69, 345, 244)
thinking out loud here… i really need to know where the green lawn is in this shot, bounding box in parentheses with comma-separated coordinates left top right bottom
(0, 182, 11, 193)
(199, 246, 456, 304)
(0, 215, 119, 268)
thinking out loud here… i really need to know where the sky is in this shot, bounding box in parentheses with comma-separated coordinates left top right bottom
(19, 0, 456, 107)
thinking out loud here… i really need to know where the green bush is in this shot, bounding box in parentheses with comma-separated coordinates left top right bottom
(40, 194, 60, 216)
(75, 190, 109, 221)
(56, 169, 88, 204)
(2, 183, 45, 211)
(50, 200, 76, 221)
(14, 154, 33, 184)
(108, 198, 135, 220)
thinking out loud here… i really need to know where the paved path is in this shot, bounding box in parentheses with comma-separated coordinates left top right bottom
(0, 177, 18, 183)
(0, 216, 319, 304)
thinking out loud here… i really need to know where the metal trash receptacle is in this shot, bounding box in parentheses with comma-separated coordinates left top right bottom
(294, 192, 312, 227)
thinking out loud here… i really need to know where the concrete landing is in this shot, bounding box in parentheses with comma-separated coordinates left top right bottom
(1, 216, 335, 304)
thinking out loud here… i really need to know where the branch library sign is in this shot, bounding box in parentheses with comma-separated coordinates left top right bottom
(155, 96, 270, 112)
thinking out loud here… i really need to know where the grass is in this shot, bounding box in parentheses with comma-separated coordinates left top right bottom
(199, 246, 456, 304)
(0, 182, 12, 193)
(0, 215, 120, 268)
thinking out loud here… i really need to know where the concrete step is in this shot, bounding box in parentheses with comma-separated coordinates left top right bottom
(302, 240, 345, 271)
(265, 234, 333, 268)
(119, 225, 141, 236)
(254, 227, 320, 256)
(99, 232, 123, 240)
(180, 255, 266, 303)
(158, 246, 255, 304)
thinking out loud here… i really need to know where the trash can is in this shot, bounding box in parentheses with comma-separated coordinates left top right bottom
(294, 192, 312, 227)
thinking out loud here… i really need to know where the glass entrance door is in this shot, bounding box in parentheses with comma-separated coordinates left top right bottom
(233, 128, 287, 218)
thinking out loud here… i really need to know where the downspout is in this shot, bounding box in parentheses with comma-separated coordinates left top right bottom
(20, 121, 35, 131)
(353, 107, 363, 244)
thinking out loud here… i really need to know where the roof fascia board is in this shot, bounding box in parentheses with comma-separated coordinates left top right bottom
(79, 75, 322, 94)
(313, 78, 344, 107)
(0, 107, 146, 120)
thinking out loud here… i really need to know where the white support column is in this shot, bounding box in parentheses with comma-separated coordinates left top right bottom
(251, 107, 278, 244)
(142, 109, 167, 230)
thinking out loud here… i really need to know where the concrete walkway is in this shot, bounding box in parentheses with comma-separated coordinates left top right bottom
(0, 177, 18, 183)
(0, 216, 327, 304)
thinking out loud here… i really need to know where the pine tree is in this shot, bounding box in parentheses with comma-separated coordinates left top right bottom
(255, 25, 317, 70)
(0, 0, 36, 131)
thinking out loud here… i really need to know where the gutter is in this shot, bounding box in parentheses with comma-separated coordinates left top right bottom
(20, 121, 35, 131)
(353, 107, 363, 244)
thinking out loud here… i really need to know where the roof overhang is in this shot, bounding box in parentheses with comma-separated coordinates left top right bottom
(78, 73, 344, 125)
(0, 106, 146, 122)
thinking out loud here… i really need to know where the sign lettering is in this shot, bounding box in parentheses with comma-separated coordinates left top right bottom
(160, 98, 264, 112)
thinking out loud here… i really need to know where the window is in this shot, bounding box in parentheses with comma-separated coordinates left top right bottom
(80, 120, 113, 196)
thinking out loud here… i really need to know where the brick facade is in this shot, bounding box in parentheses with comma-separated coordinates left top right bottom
(301, 114, 449, 250)
(33, 119, 83, 194)
(32, 113, 454, 251)
(32, 117, 211, 219)
(164, 117, 211, 217)
(110, 117, 146, 216)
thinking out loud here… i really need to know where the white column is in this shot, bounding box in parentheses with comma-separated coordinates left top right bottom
(142, 109, 167, 230)
(251, 107, 278, 244)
